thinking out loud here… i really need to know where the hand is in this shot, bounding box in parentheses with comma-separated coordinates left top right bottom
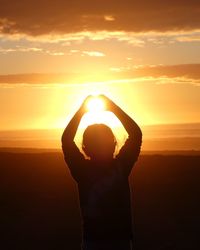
(83, 95, 93, 105)
(80, 95, 93, 112)
(98, 95, 115, 111)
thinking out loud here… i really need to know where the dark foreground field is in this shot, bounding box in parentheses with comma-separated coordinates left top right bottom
(0, 151, 200, 250)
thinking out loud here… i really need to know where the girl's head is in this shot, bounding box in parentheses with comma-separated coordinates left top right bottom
(82, 124, 116, 161)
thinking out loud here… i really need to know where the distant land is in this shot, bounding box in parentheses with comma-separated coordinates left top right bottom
(0, 123, 200, 151)
(1, 151, 200, 249)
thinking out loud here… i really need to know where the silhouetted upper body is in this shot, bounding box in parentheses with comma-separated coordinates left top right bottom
(62, 95, 142, 242)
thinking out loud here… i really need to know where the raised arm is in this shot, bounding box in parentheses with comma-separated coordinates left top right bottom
(61, 104, 83, 147)
(61, 96, 91, 181)
(101, 95, 142, 140)
(61, 96, 90, 146)
(101, 95, 142, 175)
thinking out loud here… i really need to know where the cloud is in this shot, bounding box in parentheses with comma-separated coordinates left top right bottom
(82, 51, 105, 57)
(0, 73, 75, 84)
(129, 64, 200, 80)
(113, 64, 200, 86)
(0, 64, 200, 86)
(1, 29, 199, 49)
(0, 46, 42, 54)
(175, 35, 200, 42)
(68, 49, 106, 57)
(0, 1, 200, 36)
(0, 45, 66, 56)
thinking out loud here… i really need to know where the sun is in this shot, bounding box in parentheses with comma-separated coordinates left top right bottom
(80, 110, 122, 128)
(78, 96, 122, 130)
(75, 96, 127, 152)
(85, 96, 105, 113)
(73, 94, 128, 152)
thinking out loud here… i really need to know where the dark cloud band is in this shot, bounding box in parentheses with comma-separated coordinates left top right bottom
(0, 64, 200, 84)
(0, 0, 200, 35)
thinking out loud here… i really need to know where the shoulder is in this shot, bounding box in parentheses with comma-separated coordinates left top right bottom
(115, 137, 142, 176)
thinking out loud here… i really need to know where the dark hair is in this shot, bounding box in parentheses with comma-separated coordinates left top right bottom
(82, 124, 116, 159)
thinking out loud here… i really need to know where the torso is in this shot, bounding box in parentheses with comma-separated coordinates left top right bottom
(77, 159, 133, 240)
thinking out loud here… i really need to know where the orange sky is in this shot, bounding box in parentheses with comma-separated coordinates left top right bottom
(0, 0, 200, 133)
(1, 80, 199, 131)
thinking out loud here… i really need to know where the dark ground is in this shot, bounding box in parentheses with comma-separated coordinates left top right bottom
(0, 151, 200, 249)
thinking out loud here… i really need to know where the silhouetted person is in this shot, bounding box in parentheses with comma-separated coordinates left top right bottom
(62, 95, 142, 250)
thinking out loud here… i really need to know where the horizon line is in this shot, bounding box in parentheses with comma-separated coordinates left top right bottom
(0, 122, 200, 132)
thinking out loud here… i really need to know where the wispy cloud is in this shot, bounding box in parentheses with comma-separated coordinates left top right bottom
(1, 30, 200, 49)
(0, 46, 42, 54)
(175, 35, 200, 42)
(82, 51, 105, 57)
(0, 46, 65, 56)
(104, 15, 115, 22)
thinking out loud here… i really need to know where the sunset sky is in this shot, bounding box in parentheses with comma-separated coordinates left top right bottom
(1, 0, 200, 132)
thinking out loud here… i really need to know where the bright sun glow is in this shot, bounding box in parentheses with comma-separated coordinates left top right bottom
(80, 111, 122, 129)
(81, 95, 122, 129)
(86, 96, 105, 112)
(75, 110, 127, 153)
